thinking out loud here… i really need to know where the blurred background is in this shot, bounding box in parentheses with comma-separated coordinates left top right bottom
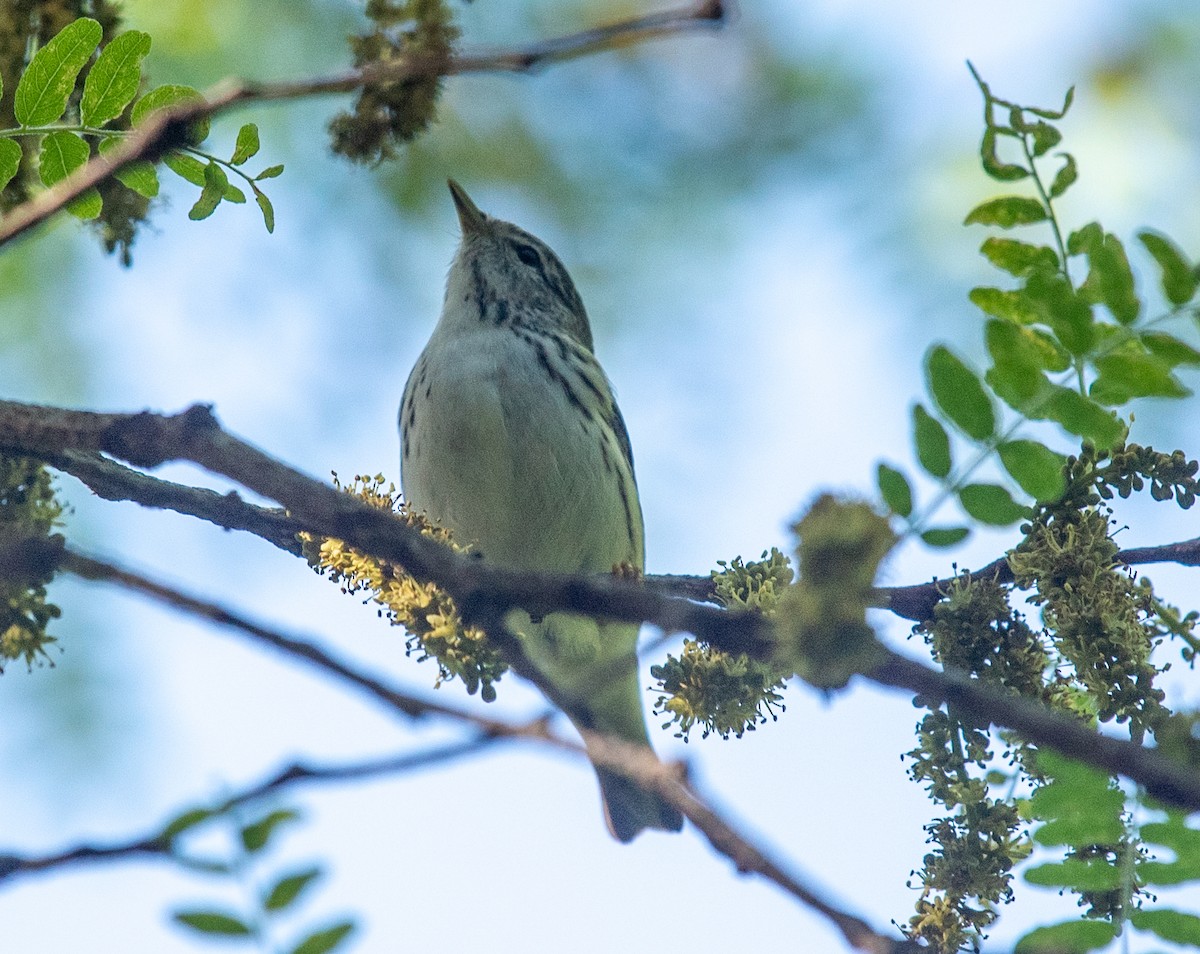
(2, 0, 1200, 950)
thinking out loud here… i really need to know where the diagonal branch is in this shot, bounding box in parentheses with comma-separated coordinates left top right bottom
(34, 447, 1200, 623)
(0, 534, 911, 952)
(0, 0, 725, 247)
(3, 399, 1200, 812)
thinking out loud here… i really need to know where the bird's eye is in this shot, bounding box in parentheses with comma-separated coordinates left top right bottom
(513, 243, 541, 268)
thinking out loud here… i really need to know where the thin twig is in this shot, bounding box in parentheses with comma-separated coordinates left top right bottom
(0, 0, 725, 247)
(0, 737, 496, 883)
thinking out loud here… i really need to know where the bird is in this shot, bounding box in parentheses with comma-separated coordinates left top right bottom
(399, 180, 683, 841)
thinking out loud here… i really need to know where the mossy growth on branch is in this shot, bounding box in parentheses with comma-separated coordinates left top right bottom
(0, 455, 63, 670)
(300, 474, 507, 701)
(329, 0, 460, 164)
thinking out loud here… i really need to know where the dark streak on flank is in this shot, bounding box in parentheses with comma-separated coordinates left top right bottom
(521, 329, 595, 423)
(616, 463, 637, 558)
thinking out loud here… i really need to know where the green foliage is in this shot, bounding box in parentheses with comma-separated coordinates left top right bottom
(0, 455, 63, 670)
(0, 14, 281, 261)
(878, 66, 1200, 548)
(904, 439, 1199, 949)
(652, 549, 792, 739)
(161, 803, 355, 954)
(1014, 751, 1200, 953)
(329, 0, 459, 163)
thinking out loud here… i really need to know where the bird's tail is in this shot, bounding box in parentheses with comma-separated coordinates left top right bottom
(596, 764, 684, 843)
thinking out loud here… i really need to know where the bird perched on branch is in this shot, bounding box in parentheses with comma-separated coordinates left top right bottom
(400, 180, 682, 841)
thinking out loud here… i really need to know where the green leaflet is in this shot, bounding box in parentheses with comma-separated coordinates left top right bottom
(14, 18, 103, 126)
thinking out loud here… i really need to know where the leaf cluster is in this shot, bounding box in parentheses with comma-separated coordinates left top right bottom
(301, 474, 507, 701)
(0, 12, 281, 261)
(878, 67, 1200, 548)
(1016, 750, 1200, 953)
(0, 455, 63, 670)
(329, 0, 459, 164)
(163, 804, 355, 954)
(899, 73, 1200, 952)
(651, 498, 896, 739)
(905, 447, 1199, 951)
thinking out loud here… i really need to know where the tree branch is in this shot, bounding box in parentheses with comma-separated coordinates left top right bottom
(868, 648, 1200, 809)
(51, 449, 303, 555)
(3, 399, 1199, 812)
(33, 444, 1200, 626)
(0, 0, 725, 248)
(2, 534, 913, 953)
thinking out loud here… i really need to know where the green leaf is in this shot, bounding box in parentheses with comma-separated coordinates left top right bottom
(172, 910, 253, 936)
(979, 127, 1028, 182)
(964, 196, 1048, 228)
(231, 123, 260, 164)
(1067, 221, 1103, 257)
(38, 130, 101, 219)
(1026, 85, 1075, 121)
(921, 526, 970, 547)
(1139, 817, 1200, 885)
(997, 439, 1066, 501)
(958, 483, 1028, 525)
(985, 320, 1054, 410)
(240, 808, 300, 853)
(1024, 268, 1095, 355)
(1128, 909, 1200, 946)
(289, 921, 356, 954)
(159, 807, 216, 843)
(969, 286, 1039, 324)
(254, 187, 275, 233)
(189, 162, 227, 221)
(987, 318, 1070, 375)
(1038, 385, 1125, 449)
(1138, 230, 1198, 306)
(255, 163, 284, 180)
(876, 463, 913, 517)
(1091, 351, 1190, 404)
(1140, 331, 1200, 367)
(80, 30, 151, 127)
(926, 346, 996, 440)
(1024, 858, 1122, 891)
(131, 83, 209, 143)
(1083, 232, 1140, 324)
(0, 138, 22, 190)
(912, 404, 951, 478)
(163, 151, 207, 186)
(98, 136, 159, 197)
(14, 18, 103, 126)
(980, 238, 1059, 277)
(1048, 153, 1077, 199)
(1015, 920, 1118, 953)
(1029, 752, 1125, 844)
(1025, 120, 1061, 158)
(115, 161, 158, 197)
(263, 867, 322, 912)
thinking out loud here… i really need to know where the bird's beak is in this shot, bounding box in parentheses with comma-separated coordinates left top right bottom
(447, 179, 487, 236)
